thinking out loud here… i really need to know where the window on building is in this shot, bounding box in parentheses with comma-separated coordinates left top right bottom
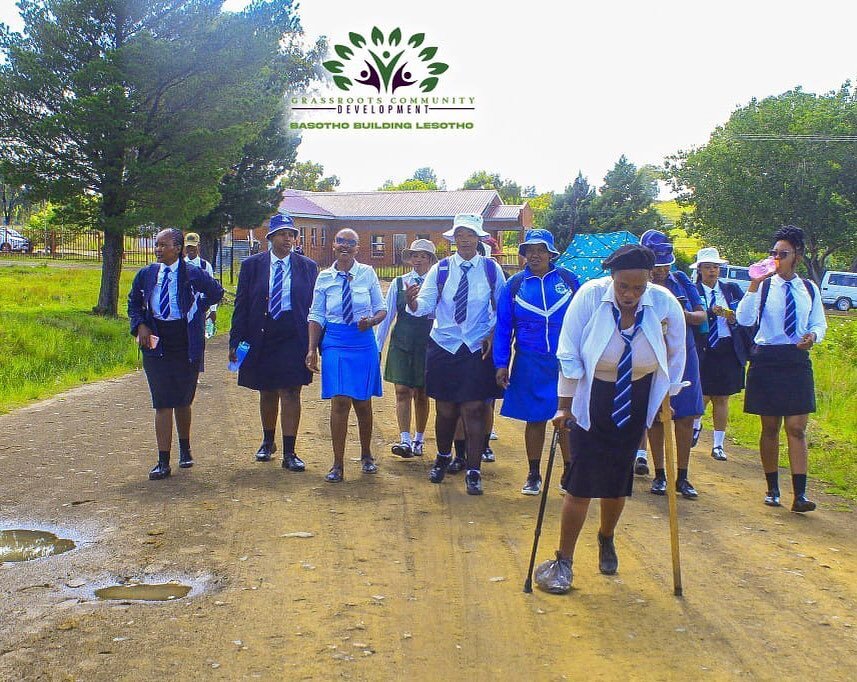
(321, 227, 327, 247)
(311, 227, 317, 247)
(371, 234, 385, 259)
(416, 233, 430, 241)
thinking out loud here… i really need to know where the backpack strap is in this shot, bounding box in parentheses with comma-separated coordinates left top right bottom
(801, 278, 816, 303)
(436, 258, 451, 302)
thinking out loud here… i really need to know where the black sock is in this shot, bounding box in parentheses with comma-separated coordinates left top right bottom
(436, 453, 452, 464)
(765, 471, 779, 492)
(655, 468, 666, 481)
(454, 439, 466, 459)
(792, 474, 807, 497)
(283, 435, 296, 454)
(263, 429, 275, 445)
(528, 459, 541, 475)
(483, 435, 490, 451)
(178, 438, 190, 454)
(677, 468, 688, 482)
(158, 450, 170, 465)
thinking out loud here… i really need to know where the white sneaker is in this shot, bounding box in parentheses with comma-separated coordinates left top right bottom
(412, 441, 423, 456)
(489, 430, 498, 441)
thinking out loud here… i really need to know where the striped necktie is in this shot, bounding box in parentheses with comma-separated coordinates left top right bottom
(159, 268, 171, 319)
(611, 306, 644, 429)
(783, 280, 797, 339)
(269, 260, 284, 320)
(339, 271, 353, 324)
(453, 261, 472, 324)
(707, 289, 719, 348)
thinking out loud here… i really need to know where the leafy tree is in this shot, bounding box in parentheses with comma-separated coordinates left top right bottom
(667, 84, 857, 282)
(526, 192, 554, 229)
(280, 160, 340, 192)
(0, 0, 316, 315)
(588, 156, 663, 234)
(0, 168, 28, 226)
(379, 178, 437, 191)
(412, 167, 438, 185)
(461, 170, 522, 204)
(544, 172, 595, 251)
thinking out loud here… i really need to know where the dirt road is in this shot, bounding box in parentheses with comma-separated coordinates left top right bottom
(1, 334, 856, 681)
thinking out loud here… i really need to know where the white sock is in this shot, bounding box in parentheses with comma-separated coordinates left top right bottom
(414, 432, 424, 443)
(693, 417, 702, 430)
(401, 432, 412, 445)
(713, 430, 725, 448)
(636, 449, 648, 461)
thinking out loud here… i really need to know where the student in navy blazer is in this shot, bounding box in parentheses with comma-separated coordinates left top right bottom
(128, 228, 224, 480)
(230, 214, 319, 470)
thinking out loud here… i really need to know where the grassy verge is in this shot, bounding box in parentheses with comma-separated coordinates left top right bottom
(0, 264, 232, 414)
(703, 316, 857, 499)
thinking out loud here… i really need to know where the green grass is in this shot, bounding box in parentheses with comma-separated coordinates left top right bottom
(704, 316, 857, 499)
(0, 264, 232, 414)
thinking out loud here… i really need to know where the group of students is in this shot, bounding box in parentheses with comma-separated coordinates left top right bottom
(128, 218, 827, 592)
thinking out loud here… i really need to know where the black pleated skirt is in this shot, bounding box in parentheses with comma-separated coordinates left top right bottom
(424, 338, 504, 402)
(744, 344, 815, 416)
(238, 311, 312, 391)
(561, 374, 653, 499)
(142, 320, 200, 409)
(699, 339, 745, 396)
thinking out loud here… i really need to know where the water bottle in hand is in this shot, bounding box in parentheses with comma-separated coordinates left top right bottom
(228, 341, 250, 372)
(748, 256, 777, 279)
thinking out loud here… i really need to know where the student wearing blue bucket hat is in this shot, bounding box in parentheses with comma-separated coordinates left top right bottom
(494, 229, 580, 495)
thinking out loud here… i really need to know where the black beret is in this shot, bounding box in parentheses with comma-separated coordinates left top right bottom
(602, 244, 656, 272)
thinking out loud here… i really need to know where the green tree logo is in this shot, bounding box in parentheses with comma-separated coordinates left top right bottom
(322, 28, 448, 93)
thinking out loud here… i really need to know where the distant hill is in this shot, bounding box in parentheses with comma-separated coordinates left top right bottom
(654, 200, 701, 258)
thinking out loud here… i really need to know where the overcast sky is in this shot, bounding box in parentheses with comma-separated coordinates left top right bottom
(3, 0, 855, 195)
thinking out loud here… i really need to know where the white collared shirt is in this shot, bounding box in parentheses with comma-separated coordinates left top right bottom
(735, 275, 826, 345)
(556, 277, 686, 431)
(375, 269, 431, 349)
(151, 260, 181, 321)
(308, 260, 385, 326)
(700, 281, 732, 339)
(412, 253, 506, 353)
(268, 253, 293, 313)
(185, 255, 217, 311)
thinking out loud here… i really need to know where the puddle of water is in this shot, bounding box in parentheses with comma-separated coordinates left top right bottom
(95, 583, 192, 601)
(0, 529, 76, 562)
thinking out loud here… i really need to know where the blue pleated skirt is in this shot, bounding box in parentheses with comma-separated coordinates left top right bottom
(671, 332, 704, 419)
(320, 323, 382, 400)
(500, 348, 559, 422)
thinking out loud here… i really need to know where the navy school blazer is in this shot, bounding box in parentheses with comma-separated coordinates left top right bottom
(229, 250, 319, 360)
(696, 279, 749, 366)
(127, 259, 225, 365)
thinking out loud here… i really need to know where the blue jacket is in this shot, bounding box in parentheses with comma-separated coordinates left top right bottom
(662, 271, 703, 351)
(494, 264, 579, 368)
(229, 250, 318, 360)
(128, 259, 224, 364)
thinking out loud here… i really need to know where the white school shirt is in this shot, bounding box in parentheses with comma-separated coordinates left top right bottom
(307, 260, 385, 326)
(268, 253, 292, 313)
(556, 277, 686, 431)
(185, 255, 217, 311)
(412, 253, 506, 353)
(151, 260, 181, 321)
(700, 281, 732, 339)
(735, 275, 826, 345)
(375, 270, 431, 349)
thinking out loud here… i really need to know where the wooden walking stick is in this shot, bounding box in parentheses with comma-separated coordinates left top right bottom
(659, 394, 683, 597)
(523, 429, 561, 593)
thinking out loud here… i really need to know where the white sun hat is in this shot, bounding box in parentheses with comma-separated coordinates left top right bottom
(442, 213, 489, 240)
(690, 246, 728, 269)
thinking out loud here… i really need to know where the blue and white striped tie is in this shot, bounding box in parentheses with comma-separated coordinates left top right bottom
(269, 261, 284, 320)
(453, 262, 471, 324)
(783, 280, 797, 339)
(611, 306, 644, 429)
(339, 271, 353, 324)
(159, 269, 171, 319)
(707, 289, 719, 348)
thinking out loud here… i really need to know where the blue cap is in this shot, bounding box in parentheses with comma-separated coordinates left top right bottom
(518, 228, 560, 258)
(266, 213, 298, 239)
(639, 229, 675, 266)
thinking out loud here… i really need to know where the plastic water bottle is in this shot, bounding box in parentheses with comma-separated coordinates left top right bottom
(228, 341, 250, 372)
(205, 319, 215, 339)
(748, 256, 777, 279)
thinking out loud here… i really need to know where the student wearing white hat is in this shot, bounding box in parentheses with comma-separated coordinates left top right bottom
(375, 239, 437, 458)
(407, 213, 506, 495)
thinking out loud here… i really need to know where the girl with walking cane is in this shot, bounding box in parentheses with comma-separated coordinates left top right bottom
(735, 226, 826, 512)
(535, 244, 686, 594)
(128, 228, 224, 480)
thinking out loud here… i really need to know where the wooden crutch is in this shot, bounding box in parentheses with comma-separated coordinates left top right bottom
(659, 394, 683, 597)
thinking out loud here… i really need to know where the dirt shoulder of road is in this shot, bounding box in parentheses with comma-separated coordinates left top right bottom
(1, 334, 856, 681)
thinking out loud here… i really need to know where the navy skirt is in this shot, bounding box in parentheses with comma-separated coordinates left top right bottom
(142, 320, 200, 409)
(500, 348, 559, 422)
(745, 344, 815, 416)
(700, 339, 745, 396)
(671, 334, 704, 420)
(238, 311, 312, 391)
(320, 323, 382, 400)
(561, 374, 653, 499)
(425, 338, 504, 403)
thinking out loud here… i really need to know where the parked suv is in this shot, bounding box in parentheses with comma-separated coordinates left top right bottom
(1, 227, 32, 253)
(820, 270, 857, 311)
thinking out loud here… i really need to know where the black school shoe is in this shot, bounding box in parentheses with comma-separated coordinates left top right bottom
(282, 453, 306, 471)
(791, 495, 816, 513)
(391, 442, 414, 458)
(677, 479, 699, 500)
(179, 450, 193, 468)
(465, 470, 483, 495)
(446, 455, 467, 474)
(255, 441, 277, 462)
(764, 489, 781, 507)
(148, 462, 171, 480)
(429, 455, 451, 484)
(597, 533, 618, 575)
(650, 476, 667, 495)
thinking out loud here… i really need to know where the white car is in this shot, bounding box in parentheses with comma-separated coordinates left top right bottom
(1, 227, 32, 253)
(820, 270, 857, 311)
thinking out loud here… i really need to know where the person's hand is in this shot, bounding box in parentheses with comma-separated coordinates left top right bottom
(405, 283, 421, 303)
(552, 408, 575, 432)
(209, 311, 217, 323)
(481, 336, 493, 360)
(137, 324, 153, 349)
(357, 316, 374, 332)
(496, 367, 510, 389)
(796, 332, 816, 351)
(305, 349, 320, 373)
(228, 348, 237, 363)
(749, 267, 777, 289)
